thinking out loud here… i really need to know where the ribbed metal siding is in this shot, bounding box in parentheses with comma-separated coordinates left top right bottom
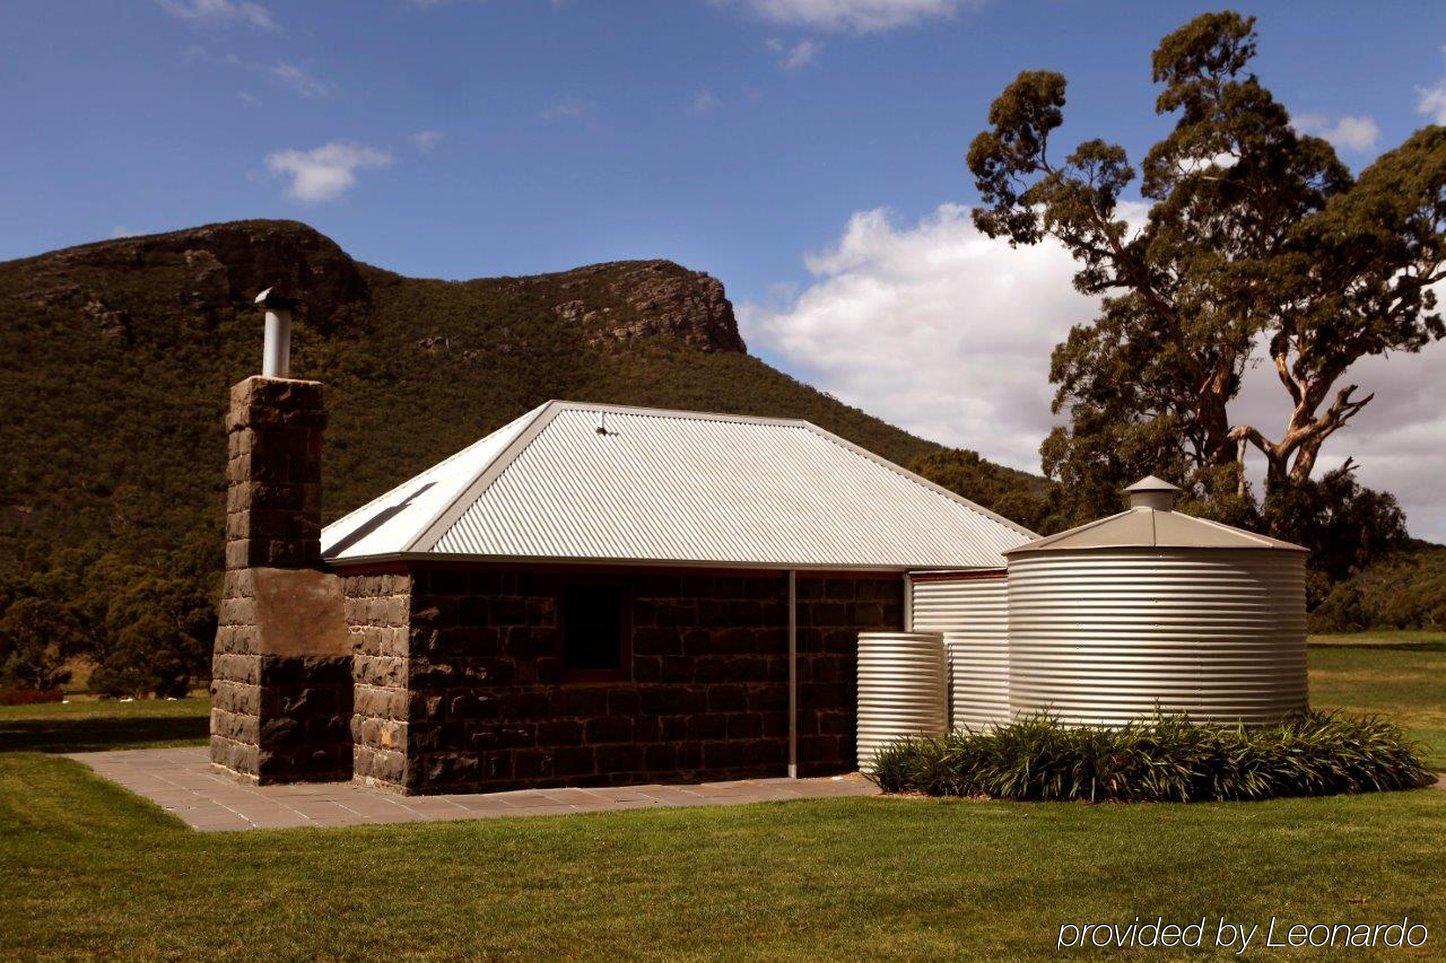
(1006, 549, 1307, 725)
(910, 577, 1009, 729)
(856, 632, 947, 770)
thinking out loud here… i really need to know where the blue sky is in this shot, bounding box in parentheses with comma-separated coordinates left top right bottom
(4, 1, 1440, 293)
(5, 0, 1446, 535)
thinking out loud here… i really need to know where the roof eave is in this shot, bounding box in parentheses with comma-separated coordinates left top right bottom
(323, 551, 1011, 573)
(1004, 541, 1310, 556)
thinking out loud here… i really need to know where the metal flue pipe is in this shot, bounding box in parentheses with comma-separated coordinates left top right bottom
(255, 287, 294, 378)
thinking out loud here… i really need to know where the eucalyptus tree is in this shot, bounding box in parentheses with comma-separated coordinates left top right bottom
(967, 11, 1445, 528)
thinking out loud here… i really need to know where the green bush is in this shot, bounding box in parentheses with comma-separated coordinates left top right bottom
(867, 711, 1433, 802)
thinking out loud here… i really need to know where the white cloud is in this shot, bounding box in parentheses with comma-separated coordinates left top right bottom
(238, 91, 260, 106)
(269, 62, 331, 99)
(156, 0, 278, 31)
(264, 142, 392, 202)
(1417, 80, 1446, 124)
(740, 203, 1095, 471)
(732, 0, 977, 32)
(765, 37, 822, 69)
(411, 130, 445, 152)
(1294, 113, 1381, 153)
(109, 226, 136, 239)
(540, 100, 590, 122)
(745, 204, 1446, 541)
(689, 89, 722, 115)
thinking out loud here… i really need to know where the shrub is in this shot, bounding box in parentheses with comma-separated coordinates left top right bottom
(867, 711, 1433, 803)
(0, 684, 64, 706)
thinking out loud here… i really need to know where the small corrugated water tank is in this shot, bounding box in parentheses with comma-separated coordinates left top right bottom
(856, 631, 947, 770)
(1004, 476, 1309, 726)
(909, 574, 1009, 729)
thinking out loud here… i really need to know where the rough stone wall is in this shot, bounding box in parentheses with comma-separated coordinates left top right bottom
(384, 567, 902, 795)
(221, 377, 325, 571)
(210, 376, 352, 784)
(346, 573, 412, 787)
(795, 576, 904, 776)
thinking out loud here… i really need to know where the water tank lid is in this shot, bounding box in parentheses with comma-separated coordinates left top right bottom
(1003, 486, 1307, 556)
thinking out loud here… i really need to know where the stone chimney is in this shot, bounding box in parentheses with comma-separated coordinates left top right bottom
(210, 293, 353, 785)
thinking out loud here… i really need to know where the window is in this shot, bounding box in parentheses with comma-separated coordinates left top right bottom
(561, 584, 628, 680)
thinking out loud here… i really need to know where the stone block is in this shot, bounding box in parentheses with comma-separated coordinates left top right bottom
(538, 719, 584, 746)
(552, 746, 596, 777)
(584, 715, 633, 744)
(594, 744, 642, 773)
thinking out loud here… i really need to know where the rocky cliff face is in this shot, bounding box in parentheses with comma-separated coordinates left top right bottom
(24, 221, 747, 354)
(549, 260, 746, 353)
(44, 220, 371, 330)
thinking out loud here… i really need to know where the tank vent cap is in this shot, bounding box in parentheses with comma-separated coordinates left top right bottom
(1123, 474, 1182, 511)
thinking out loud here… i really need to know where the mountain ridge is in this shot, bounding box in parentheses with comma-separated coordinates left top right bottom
(1, 219, 1043, 586)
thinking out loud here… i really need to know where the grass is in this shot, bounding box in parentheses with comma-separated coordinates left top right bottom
(0, 754, 1442, 959)
(1309, 631, 1446, 769)
(0, 696, 209, 753)
(0, 638, 1438, 959)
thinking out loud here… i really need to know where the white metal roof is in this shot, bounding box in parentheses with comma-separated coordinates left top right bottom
(321, 400, 1036, 570)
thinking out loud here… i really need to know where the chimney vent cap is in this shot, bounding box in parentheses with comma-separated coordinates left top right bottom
(255, 286, 299, 310)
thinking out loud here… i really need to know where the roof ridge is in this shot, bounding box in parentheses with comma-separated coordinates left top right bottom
(544, 399, 813, 428)
(797, 421, 1039, 540)
(321, 408, 538, 543)
(402, 401, 559, 552)
(1003, 508, 1133, 554)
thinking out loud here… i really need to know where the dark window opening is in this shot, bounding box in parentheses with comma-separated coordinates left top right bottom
(561, 584, 627, 680)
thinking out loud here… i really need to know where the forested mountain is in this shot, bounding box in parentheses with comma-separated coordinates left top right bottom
(0, 220, 1044, 694)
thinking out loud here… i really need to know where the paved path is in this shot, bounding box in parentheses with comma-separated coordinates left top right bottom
(69, 747, 878, 832)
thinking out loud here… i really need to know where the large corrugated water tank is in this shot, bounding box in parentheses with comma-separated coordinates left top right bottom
(910, 574, 1009, 729)
(1004, 476, 1308, 726)
(856, 631, 947, 770)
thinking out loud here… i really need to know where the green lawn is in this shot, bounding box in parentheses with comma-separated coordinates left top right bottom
(0, 638, 1440, 960)
(1309, 631, 1446, 770)
(0, 696, 209, 753)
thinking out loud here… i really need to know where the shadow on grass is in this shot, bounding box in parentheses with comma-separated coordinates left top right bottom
(0, 716, 210, 754)
(1311, 641, 1446, 653)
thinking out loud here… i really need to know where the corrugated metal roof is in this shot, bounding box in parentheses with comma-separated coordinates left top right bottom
(321, 400, 1036, 569)
(1003, 506, 1306, 555)
(320, 403, 547, 561)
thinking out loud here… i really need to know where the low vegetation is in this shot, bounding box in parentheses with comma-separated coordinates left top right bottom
(869, 711, 1432, 802)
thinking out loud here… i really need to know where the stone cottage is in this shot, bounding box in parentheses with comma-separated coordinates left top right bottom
(210, 373, 1034, 795)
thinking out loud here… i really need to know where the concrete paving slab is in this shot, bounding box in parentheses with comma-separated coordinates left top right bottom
(67, 747, 879, 832)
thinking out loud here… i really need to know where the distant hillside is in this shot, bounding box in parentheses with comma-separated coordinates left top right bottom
(0, 219, 1045, 584)
(1310, 542, 1446, 632)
